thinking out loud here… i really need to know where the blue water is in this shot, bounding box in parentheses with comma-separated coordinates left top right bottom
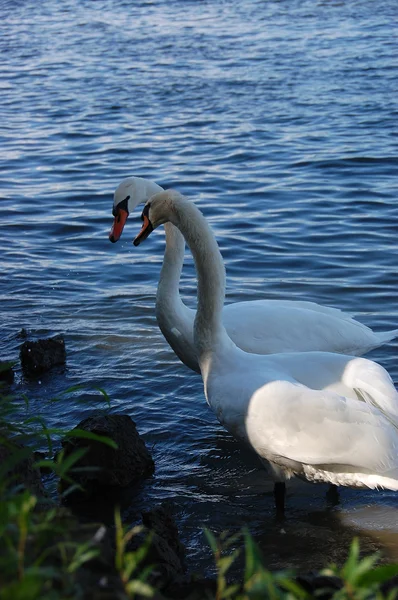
(1, 0, 397, 574)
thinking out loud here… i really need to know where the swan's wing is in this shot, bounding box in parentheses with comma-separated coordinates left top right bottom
(246, 380, 398, 477)
(269, 352, 398, 420)
(342, 356, 398, 419)
(231, 299, 357, 320)
(222, 301, 380, 356)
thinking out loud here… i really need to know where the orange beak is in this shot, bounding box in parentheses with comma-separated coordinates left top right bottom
(109, 208, 129, 243)
(133, 214, 153, 246)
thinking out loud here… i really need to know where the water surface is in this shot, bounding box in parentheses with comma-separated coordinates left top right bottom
(1, 0, 397, 574)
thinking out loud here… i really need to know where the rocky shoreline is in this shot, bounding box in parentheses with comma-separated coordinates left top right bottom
(1, 334, 397, 599)
(1, 335, 220, 598)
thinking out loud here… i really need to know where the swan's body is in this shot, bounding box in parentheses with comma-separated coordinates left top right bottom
(110, 177, 398, 373)
(134, 191, 398, 494)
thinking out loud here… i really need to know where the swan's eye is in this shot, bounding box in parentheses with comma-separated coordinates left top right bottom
(112, 195, 130, 217)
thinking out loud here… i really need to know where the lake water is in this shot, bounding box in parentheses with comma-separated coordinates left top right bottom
(1, 0, 397, 575)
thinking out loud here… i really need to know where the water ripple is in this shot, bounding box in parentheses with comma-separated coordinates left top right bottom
(1, 0, 397, 575)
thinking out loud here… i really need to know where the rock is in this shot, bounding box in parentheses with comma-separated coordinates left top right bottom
(0, 431, 45, 496)
(381, 574, 398, 597)
(163, 577, 217, 600)
(128, 502, 187, 590)
(295, 572, 343, 599)
(20, 336, 66, 376)
(142, 502, 186, 572)
(60, 413, 155, 497)
(0, 361, 14, 384)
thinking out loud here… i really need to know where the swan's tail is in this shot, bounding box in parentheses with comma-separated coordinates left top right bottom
(354, 386, 398, 424)
(363, 473, 398, 491)
(376, 328, 398, 344)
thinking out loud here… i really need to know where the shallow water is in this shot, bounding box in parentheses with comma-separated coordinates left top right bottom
(1, 0, 397, 574)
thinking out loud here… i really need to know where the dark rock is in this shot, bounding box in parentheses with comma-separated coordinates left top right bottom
(142, 502, 186, 571)
(295, 572, 343, 599)
(145, 531, 184, 585)
(128, 502, 186, 590)
(20, 336, 66, 376)
(163, 577, 217, 600)
(123, 503, 185, 591)
(0, 431, 45, 496)
(381, 574, 398, 597)
(60, 413, 154, 497)
(0, 361, 14, 384)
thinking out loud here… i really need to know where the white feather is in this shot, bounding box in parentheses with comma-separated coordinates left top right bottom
(141, 190, 398, 494)
(113, 177, 398, 373)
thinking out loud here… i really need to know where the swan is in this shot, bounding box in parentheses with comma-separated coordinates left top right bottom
(133, 190, 398, 511)
(109, 177, 398, 373)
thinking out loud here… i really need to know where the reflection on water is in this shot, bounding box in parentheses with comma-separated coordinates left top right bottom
(1, 0, 397, 575)
(343, 504, 398, 535)
(341, 505, 398, 563)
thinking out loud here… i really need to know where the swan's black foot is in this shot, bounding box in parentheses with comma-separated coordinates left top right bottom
(326, 483, 340, 506)
(274, 481, 286, 519)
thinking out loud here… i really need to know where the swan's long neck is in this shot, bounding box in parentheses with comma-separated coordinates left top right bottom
(156, 223, 186, 313)
(169, 196, 228, 359)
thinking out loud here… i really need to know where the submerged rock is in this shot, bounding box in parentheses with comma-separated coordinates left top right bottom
(163, 577, 217, 600)
(61, 413, 155, 497)
(128, 502, 187, 591)
(142, 502, 187, 573)
(20, 336, 66, 376)
(295, 572, 343, 599)
(381, 575, 398, 597)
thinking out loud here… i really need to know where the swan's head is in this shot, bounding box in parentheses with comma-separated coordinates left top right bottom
(133, 190, 181, 246)
(109, 177, 163, 243)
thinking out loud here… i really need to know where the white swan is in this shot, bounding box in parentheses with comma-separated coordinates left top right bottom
(110, 177, 398, 373)
(133, 190, 398, 509)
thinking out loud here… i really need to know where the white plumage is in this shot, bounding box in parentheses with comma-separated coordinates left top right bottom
(134, 190, 398, 494)
(110, 177, 398, 373)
